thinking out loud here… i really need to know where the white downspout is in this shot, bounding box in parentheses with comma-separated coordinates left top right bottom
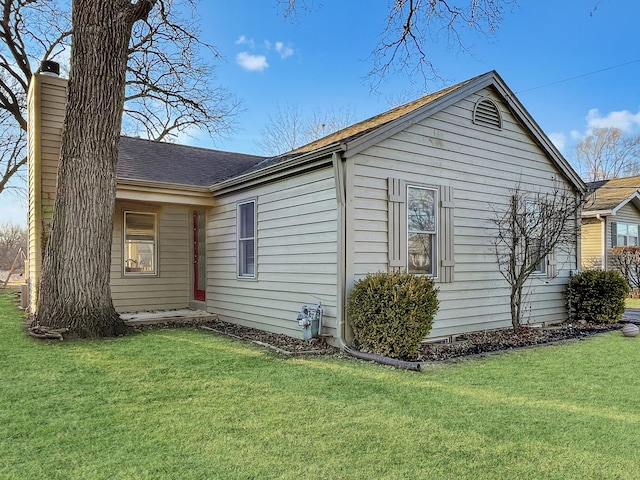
(597, 214, 607, 270)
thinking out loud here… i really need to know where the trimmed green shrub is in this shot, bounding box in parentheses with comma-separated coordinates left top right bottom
(566, 270, 629, 324)
(347, 271, 439, 359)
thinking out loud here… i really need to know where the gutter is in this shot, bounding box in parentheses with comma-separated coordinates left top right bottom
(581, 210, 612, 219)
(117, 177, 212, 192)
(210, 143, 346, 195)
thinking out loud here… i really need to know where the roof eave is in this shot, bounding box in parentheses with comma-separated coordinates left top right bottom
(116, 178, 215, 206)
(581, 209, 612, 218)
(210, 143, 346, 194)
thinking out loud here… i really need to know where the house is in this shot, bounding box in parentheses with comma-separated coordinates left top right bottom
(581, 175, 640, 270)
(27, 69, 586, 346)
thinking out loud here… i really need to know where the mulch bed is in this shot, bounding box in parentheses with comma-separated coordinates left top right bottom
(415, 322, 622, 362)
(134, 316, 624, 362)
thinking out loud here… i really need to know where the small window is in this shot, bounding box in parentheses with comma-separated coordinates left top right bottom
(473, 98, 502, 129)
(612, 222, 639, 246)
(237, 200, 256, 278)
(523, 202, 547, 276)
(124, 211, 157, 275)
(407, 186, 438, 276)
(530, 238, 547, 275)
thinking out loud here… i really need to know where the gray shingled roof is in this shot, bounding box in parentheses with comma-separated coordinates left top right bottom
(117, 136, 266, 187)
(585, 175, 640, 212)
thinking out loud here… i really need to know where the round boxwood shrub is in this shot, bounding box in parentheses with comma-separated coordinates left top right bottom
(566, 269, 629, 324)
(347, 271, 439, 360)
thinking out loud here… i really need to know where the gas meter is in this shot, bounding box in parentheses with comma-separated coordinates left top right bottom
(297, 303, 323, 340)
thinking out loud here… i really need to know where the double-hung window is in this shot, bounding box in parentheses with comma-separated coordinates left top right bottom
(611, 222, 639, 247)
(237, 200, 256, 278)
(388, 178, 455, 282)
(124, 211, 157, 275)
(523, 202, 546, 276)
(407, 186, 438, 276)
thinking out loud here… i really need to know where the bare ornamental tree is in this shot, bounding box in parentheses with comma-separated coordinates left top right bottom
(609, 246, 640, 290)
(492, 185, 582, 330)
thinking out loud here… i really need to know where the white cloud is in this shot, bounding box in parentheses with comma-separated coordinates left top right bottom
(235, 35, 255, 48)
(275, 41, 294, 59)
(548, 132, 566, 153)
(585, 108, 640, 133)
(236, 52, 268, 72)
(233, 36, 294, 71)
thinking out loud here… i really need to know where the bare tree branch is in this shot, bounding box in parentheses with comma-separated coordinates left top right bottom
(573, 127, 640, 181)
(257, 103, 357, 156)
(0, 0, 239, 198)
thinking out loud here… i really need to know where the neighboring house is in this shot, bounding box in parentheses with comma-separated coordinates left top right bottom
(27, 69, 586, 346)
(581, 175, 640, 270)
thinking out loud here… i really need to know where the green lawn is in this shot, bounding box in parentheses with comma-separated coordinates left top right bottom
(2, 288, 639, 480)
(626, 297, 640, 309)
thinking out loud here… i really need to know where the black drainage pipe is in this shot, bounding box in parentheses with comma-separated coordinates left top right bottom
(343, 345, 421, 371)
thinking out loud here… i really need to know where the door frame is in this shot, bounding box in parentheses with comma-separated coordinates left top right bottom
(193, 210, 206, 302)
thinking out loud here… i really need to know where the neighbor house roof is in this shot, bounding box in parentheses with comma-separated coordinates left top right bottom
(584, 175, 640, 215)
(117, 136, 266, 187)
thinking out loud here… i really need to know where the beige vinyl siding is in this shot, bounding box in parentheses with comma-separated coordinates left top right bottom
(27, 74, 67, 311)
(207, 167, 339, 340)
(346, 87, 579, 339)
(581, 218, 605, 269)
(110, 202, 191, 312)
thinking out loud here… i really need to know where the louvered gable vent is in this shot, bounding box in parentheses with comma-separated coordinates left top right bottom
(473, 98, 502, 129)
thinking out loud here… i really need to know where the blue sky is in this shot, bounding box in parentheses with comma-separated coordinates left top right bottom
(2, 0, 639, 225)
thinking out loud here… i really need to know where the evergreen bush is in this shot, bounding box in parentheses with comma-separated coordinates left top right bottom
(566, 270, 629, 324)
(347, 271, 439, 359)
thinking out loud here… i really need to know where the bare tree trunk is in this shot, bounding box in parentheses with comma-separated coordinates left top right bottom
(511, 284, 522, 330)
(32, 1, 156, 338)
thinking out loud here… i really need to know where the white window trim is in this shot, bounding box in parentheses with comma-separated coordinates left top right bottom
(237, 199, 257, 279)
(123, 210, 158, 277)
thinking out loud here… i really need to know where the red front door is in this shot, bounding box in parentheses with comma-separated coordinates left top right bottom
(193, 211, 206, 301)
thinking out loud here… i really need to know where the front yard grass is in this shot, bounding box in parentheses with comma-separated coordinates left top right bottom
(626, 297, 640, 309)
(1, 288, 639, 479)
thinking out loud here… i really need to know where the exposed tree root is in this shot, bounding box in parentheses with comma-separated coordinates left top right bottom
(27, 325, 69, 340)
